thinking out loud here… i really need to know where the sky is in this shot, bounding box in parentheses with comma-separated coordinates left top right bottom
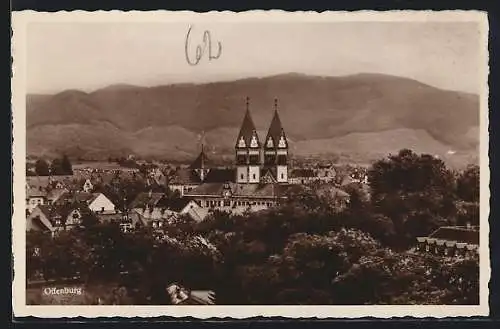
(26, 21, 482, 94)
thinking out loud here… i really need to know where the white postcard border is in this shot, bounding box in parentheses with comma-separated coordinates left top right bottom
(11, 9, 490, 318)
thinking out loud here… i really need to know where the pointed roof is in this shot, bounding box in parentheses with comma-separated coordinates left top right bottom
(265, 99, 287, 149)
(235, 98, 260, 149)
(189, 146, 212, 169)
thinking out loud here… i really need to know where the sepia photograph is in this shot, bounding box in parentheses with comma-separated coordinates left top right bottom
(12, 10, 489, 318)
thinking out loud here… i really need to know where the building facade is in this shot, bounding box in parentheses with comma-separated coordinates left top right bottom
(415, 226, 479, 258)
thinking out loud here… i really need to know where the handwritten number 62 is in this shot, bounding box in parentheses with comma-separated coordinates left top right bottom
(185, 25, 222, 66)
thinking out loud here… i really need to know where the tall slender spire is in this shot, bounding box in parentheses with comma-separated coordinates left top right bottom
(235, 97, 260, 149)
(265, 98, 287, 149)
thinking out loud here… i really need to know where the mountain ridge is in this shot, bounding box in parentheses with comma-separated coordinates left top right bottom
(26, 73, 479, 166)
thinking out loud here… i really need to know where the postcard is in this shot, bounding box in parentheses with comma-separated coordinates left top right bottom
(11, 10, 490, 318)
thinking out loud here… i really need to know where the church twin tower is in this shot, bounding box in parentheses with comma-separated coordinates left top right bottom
(235, 98, 289, 184)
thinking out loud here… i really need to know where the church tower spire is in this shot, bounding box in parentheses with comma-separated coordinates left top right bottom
(264, 98, 288, 183)
(235, 97, 261, 184)
(190, 131, 211, 182)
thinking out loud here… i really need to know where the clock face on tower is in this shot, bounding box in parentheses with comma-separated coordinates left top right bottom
(222, 183, 232, 198)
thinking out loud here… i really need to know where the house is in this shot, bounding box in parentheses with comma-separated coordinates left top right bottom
(26, 205, 54, 232)
(26, 203, 92, 234)
(316, 163, 337, 182)
(133, 198, 206, 229)
(166, 283, 215, 305)
(56, 192, 117, 214)
(96, 211, 144, 233)
(26, 187, 47, 213)
(130, 192, 204, 227)
(147, 167, 168, 187)
(82, 179, 94, 193)
(289, 163, 337, 185)
(86, 193, 117, 214)
(289, 168, 317, 185)
(46, 188, 68, 205)
(26, 175, 75, 191)
(415, 226, 479, 258)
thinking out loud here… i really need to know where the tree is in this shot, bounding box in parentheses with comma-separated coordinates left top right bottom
(61, 154, 73, 175)
(34, 159, 50, 176)
(368, 149, 456, 248)
(50, 158, 63, 175)
(456, 164, 479, 203)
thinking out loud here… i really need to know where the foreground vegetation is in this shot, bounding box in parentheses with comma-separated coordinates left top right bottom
(26, 149, 480, 305)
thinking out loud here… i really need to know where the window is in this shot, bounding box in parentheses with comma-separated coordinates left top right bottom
(249, 155, 259, 164)
(265, 154, 276, 165)
(252, 174, 256, 179)
(237, 154, 246, 165)
(281, 173, 284, 179)
(240, 174, 244, 180)
(277, 155, 287, 165)
(224, 200, 230, 207)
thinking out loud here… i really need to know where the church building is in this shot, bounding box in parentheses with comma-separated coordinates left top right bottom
(235, 98, 289, 184)
(178, 98, 297, 216)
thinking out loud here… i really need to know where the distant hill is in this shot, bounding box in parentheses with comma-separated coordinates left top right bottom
(26, 73, 479, 166)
